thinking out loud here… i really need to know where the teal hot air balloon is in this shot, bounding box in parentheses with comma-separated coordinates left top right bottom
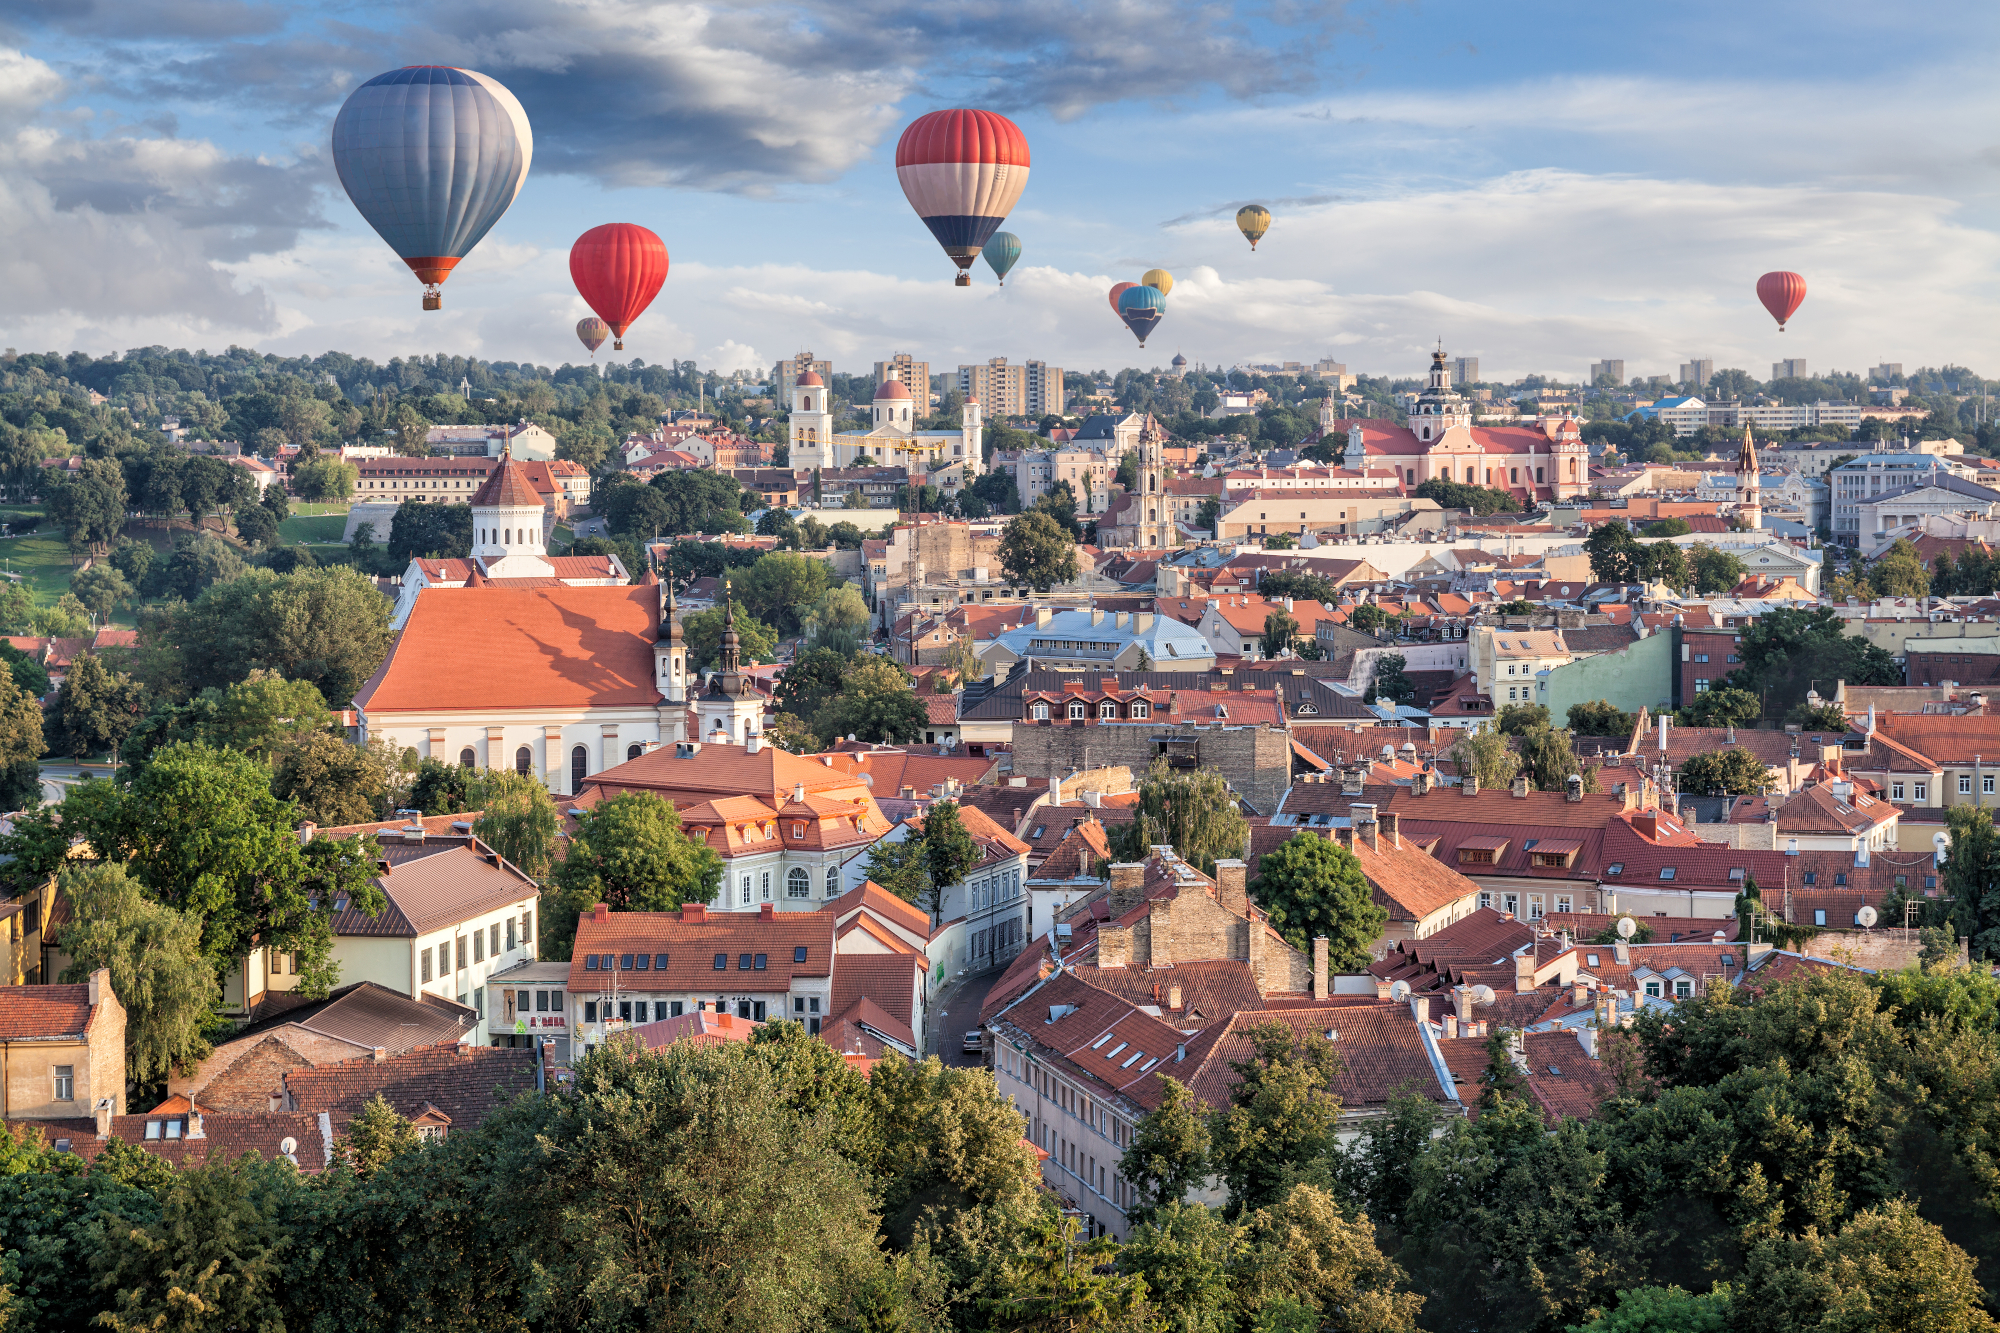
(982, 231, 1021, 285)
(1117, 283, 1165, 346)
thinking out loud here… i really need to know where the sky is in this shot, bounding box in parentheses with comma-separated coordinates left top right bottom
(2, 0, 1999, 385)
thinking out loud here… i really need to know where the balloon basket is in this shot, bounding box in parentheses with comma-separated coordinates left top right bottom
(614, 339, 625, 350)
(422, 289, 442, 311)
(954, 273, 970, 287)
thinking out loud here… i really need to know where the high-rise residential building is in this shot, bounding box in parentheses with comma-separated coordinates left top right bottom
(1450, 357, 1479, 385)
(1869, 363, 1904, 382)
(1679, 358, 1714, 387)
(773, 351, 832, 405)
(1773, 358, 1809, 381)
(1025, 360, 1065, 417)
(1315, 358, 1348, 377)
(1589, 359, 1625, 385)
(874, 353, 930, 403)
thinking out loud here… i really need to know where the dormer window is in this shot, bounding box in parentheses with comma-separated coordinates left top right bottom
(1099, 701, 1118, 719)
(1131, 701, 1149, 719)
(1032, 702, 1049, 720)
(1069, 701, 1086, 720)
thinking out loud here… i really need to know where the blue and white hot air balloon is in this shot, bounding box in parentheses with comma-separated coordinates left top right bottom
(332, 66, 533, 310)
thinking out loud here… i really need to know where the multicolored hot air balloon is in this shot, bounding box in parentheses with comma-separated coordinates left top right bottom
(896, 109, 1031, 287)
(982, 231, 1022, 285)
(569, 224, 669, 351)
(1142, 268, 1174, 297)
(1108, 281, 1137, 314)
(1756, 271, 1807, 331)
(332, 67, 533, 311)
(576, 317, 610, 358)
(1236, 204, 1271, 251)
(1117, 284, 1165, 347)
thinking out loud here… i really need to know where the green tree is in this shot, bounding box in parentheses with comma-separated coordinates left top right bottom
(1240, 1184, 1425, 1333)
(1677, 748, 1776, 796)
(863, 1052, 1040, 1246)
(1564, 1285, 1732, 1333)
(1938, 805, 2000, 958)
(1586, 522, 1643, 582)
(91, 1155, 292, 1333)
(738, 552, 834, 636)
(1640, 517, 1692, 538)
(775, 646, 851, 724)
(545, 792, 722, 958)
(233, 499, 279, 547)
(338, 1092, 423, 1177)
(272, 730, 387, 826)
(291, 456, 357, 501)
(1733, 1199, 1996, 1333)
(46, 651, 145, 761)
(390, 400, 431, 455)
(1686, 542, 1746, 595)
(649, 468, 754, 535)
(159, 565, 396, 707)
(1479, 1028, 1528, 1110)
(1120, 1078, 1213, 1226)
(979, 1214, 1149, 1331)
(999, 510, 1081, 591)
(1645, 541, 1690, 590)
(1450, 724, 1520, 790)
(1261, 609, 1298, 659)
(471, 770, 561, 881)
(1785, 701, 1849, 732)
(815, 656, 926, 744)
(800, 583, 871, 655)
(1118, 1200, 1238, 1332)
(919, 801, 980, 924)
(1519, 724, 1596, 794)
(1682, 686, 1761, 728)
(44, 458, 128, 553)
(1413, 477, 1520, 515)
(681, 605, 778, 671)
(55, 863, 220, 1086)
(152, 531, 247, 601)
(1208, 1022, 1345, 1214)
(1568, 700, 1634, 737)
(1496, 702, 1552, 735)
(0, 640, 48, 698)
(1248, 832, 1386, 965)
(862, 833, 932, 907)
(1265, 531, 1297, 550)
(385, 497, 472, 562)
(1349, 603, 1388, 635)
(1372, 652, 1415, 705)
(1107, 759, 1249, 875)
(1866, 538, 1931, 598)
(70, 563, 134, 620)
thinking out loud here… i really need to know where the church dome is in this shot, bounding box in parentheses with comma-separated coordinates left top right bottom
(797, 371, 823, 387)
(470, 449, 541, 508)
(1171, 353, 1187, 367)
(874, 379, 912, 401)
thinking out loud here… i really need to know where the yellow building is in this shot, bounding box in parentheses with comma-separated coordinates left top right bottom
(0, 969, 126, 1119)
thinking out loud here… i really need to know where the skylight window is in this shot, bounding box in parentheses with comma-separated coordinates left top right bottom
(1121, 1050, 1145, 1068)
(1606, 863, 1624, 875)
(1091, 1033, 1113, 1049)
(1659, 867, 1676, 880)
(1104, 1042, 1128, 1059)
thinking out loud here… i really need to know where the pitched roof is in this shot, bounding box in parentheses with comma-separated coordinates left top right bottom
(469, 452, 544, 508)
(356, 585, 664, 713)
(0, 983, 95, 1040)
(18, 1112, 333, 1170)
(221, 980, 474, 1051)
(283, 1041, 538, 1129)
(568, 904, 836, 993)
(1521, 1029, 1617, 1123)
(332, 840, 539, 937)
(1033, 818, 1112, 881)
(1179, 1004, 1447, 1112)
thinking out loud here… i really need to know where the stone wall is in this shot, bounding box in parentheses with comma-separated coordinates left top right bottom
(199, 1036, 315, 1111)
(1010, 721, 1294, 816)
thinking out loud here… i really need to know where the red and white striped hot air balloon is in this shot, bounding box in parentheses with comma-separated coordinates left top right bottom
(895, 109, 1031, 287)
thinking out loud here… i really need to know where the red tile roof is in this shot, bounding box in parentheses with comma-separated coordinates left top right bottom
(1521, 1029, 1617, 1123)
(18, 1112, 332, 1170)
(282, 1041, 537, 1131)
(468, 451, 543, 507)
(568, 903, 835, 993)
(0, 983, 95, 1039)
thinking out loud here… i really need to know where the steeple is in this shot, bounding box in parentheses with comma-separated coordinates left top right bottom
(1736, 426, 1762, 531)
(654, 564, 689, 710)
(696, 578, 763, 745)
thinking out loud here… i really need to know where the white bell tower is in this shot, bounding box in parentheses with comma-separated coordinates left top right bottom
(469, 450, 553, 578)
(959, 396, 982, 462)
(789, 371, 834, 471)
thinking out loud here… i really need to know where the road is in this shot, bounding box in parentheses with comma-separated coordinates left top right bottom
(929, 962, 1011, 1068)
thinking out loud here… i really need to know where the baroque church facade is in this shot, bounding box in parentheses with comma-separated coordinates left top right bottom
(788, 372, 982, 475)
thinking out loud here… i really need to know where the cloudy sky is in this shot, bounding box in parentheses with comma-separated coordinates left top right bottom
(3, 0, 1998, 384)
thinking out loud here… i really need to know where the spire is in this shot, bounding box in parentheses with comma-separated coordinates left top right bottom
(1736, 425, 1759, 478)
(717, 578, 740, 674)
(665, 564, 683, 643)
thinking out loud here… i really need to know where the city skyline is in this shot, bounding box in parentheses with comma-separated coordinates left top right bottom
(0, 3, 1995, 380)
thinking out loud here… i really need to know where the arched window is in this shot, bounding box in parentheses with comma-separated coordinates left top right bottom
(515, 746, 532, 775)
(570, 745, 587, 790)
(1068, 701, 1087, 720)
(1464, 467, 1475, 483)
(1509, 468, 1519, 484)
(826, 867, 840, 897)
(627, 743, 643, 760)
(1535, 467, 1544, 483)
(804, 396, 812, 410)
(1570, 458, 1579, 478)
(1405, 468, 1415, 484)
(788, 868, 810, 899)
(458, 747, 475, 768)
(1098, 701, 1118, 719)
(1131, 700, 1150, 719)
(1031, 702, 1049, 720)
(504, 528, 511, 543)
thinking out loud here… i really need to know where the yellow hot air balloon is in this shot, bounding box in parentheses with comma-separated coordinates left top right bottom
(1142, 268, 1174, 297)
(1236, 204, 1271, 251)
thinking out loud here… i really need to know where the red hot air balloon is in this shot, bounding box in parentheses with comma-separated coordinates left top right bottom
(896, 109, 1031, 287)
(1756, 271, 1807, 331)
(1108, 281, 1137, 315)
(569, 224, 669, 350)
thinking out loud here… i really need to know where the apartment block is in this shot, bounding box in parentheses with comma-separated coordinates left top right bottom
(957, 358, 1064, 419)
(1450, 357, 1479, 385)
(1773, 358, 1809, 380)
(875, 353, 930, 403)
(1589, 359, 1625, 385)
(1679, 358, 1714, 387)
(1869, 363, 1903, 382)
(1025, 360, 1065, 417)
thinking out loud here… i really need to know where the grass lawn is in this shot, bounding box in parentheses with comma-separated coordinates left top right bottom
(0, 533, 84, 603)
(280, 512, 350, 544)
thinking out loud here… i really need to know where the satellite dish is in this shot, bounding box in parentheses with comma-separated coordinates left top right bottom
(1615, 916, 1638, 939)
(1933, 832, 1951, 849)
(1389, 980, 1412, 1002)
(1471, 984, 1496, 1005)
(1857, 906, 1878, 928)
(279, 1136, 298, 1155)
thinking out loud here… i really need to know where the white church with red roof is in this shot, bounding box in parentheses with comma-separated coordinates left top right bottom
(388, 451, 631, 627)
(1337, 348, 1591, 506)
(788, 372, 981, 475)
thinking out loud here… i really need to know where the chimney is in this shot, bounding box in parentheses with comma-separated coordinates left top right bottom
(1462, 776, 1480, 797)
(186, 1112, 204, 1140)
(1515, 951, 1536, 993)
(1572, 979, 1588, 1008)
(1214, 859, 1249, 917)
(94, 1097, 113, 1139)
(793, 783, 805, 802)
(1866, 702, 1877, 734)
(1168, 984, 1182, 1011)
(759, 902, 775, 920)
(1108, 862, 1148, 913)
(593, 902, 610, 923)
(1380, 810, 1401, 848)
(1411, 995, 1430, 1024)
(1352, 803, 1378, 852)
(682, 902, 706, 923)
(1412, 768, 1431, 796)
(1511, 773, 1530, 799)
(1375, 977, 1393, 1000)
(1312, 936, 1328, 999)
(1614, 937, 1631, 965)
(1442, 1014, 1458, 1039)
(1567, 772, 1584, 802)
(1097, 922, 1130, 969)
(87, 966, 109, 1007)
(297, 821, 317, 845)
(372, 1046, 386, 1062)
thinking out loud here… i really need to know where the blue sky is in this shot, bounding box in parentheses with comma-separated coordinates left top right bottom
(2, 0, 1997, 384)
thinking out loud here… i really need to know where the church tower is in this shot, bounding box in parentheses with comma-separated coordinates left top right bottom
(469, 450, 553, 579)
(788, 371, 834, 471)
(697, 584, 764, 746)
(959, 395, 983, 463)
(1409, 345, 1474, 443)
(655, 570, 688, 706)
(1736, 427, 1762, 530)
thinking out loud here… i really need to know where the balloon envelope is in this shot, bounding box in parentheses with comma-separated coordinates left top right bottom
(1108, 281, 1138, 314)
(896, 109, 1031, 285)
(1142, 268, 1174, 297)
(1756, 271, 1807, 330)
(332, 67, 533, 309)
(570, 224, 669, 350)
(1236, 204, 1271, 250)
(576, 317, 610, 355)
(1117, 284, 1165, 346)
(982, 231, 1021, 284)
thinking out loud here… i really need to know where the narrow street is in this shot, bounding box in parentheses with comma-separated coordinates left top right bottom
(928, 962, 1011, 1068)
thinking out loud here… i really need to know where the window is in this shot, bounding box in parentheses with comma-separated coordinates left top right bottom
(474, 931, 484, 963)
(633, 953, 648, 971)
(474, 987, 484, 1019)
(1694, 653, 1708, 663)
(1659, 868, 1676, 880)
(671, 1001, 684, 1017)
(421, 947, 433, 983)
(585, 954, 599, 970)
(1131, 700, 1149, 719)
(788, 868, 810, 899)
(490, 923, 499, 956)
(1673, 979, 1693, 998)
(792, 822, 805, 839)
(52, 1066, 73, 1100)
(740, 875, 751, 906)
(739, 953, 753, 970)
(1068, 701, 1086, 720)
(1834, 873, 1847, 886)
(714, 953, 727, 970)
(515, 745, 532, 775)
(536, 990, 549, 1012)
(1502, 893, 1519, 915)
(459, 747, 475, 767)
(1528, 894, 1545, 918)
(1962, 775, 1973, 794)
(1032, 702, 1049, 720)
(1555, 894, 1573, 913)
(1814, 909, 1827, 926)
(1892, 782, 1906, 800)
(826, 867, 840, 898)
(570, 745, 588, 790)
(456, 937, 468, 970)
(1645, 980, 1662, 997)
(1915, 783, 1928, 801)
(1098, 701, 1117, 719)
(1478, 890, 1493, 909)
(1804, 871, 1817, 885)
(1984, 774, 1993, 795)
(754, 953, 768, 969)
(795, 945, 808, 963)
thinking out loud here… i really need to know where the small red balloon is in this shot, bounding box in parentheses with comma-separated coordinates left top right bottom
(1756, 271, 1806, 330)
(1109, 281, 1137, 315)
(570, 223, 669, 350)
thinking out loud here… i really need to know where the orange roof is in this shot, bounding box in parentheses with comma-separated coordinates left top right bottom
(469, 451, 543, 508)
(356, 585, 661, 713)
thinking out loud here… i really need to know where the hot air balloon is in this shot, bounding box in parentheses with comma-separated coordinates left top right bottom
(332, 67, 533, 311)
(896, 109, 1031, 286)
(1757, 271, 1807, 331)
(1117, 284, 1165, 347)
(1109, 281, 1138, 314)
(569, 224, 669, 351)
(1142, 268, 1174, 297)
(1236, 204, 1271, 251)
(982, 231, 1021, 285)
(576, 317, 610, 358)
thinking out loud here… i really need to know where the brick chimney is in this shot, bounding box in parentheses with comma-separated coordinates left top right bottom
(372, 1046, 386, 1062)
(1213, 859, 1249, 918)
(1352, 804, 1378, 852)
(1098, 922, 1131, 969)
(1512, 773, 1530, 799)
(297, 821, 317, 845)
(759, 902, 775, 920)
(1108, 862, 1148, 913)
(1462, 776, 1480, 797)
(682, 903, 706, 923)
(1374, 977, 1393, 1000)
(186, 1111, 205, 1140)
(1312, 935, 1328, 999)
(1572, 979, 1588, 1008)
(1167, 983, 1182, 1011)
(593, 902, 610, 923)
(1442, 1013, 1457, 1038)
